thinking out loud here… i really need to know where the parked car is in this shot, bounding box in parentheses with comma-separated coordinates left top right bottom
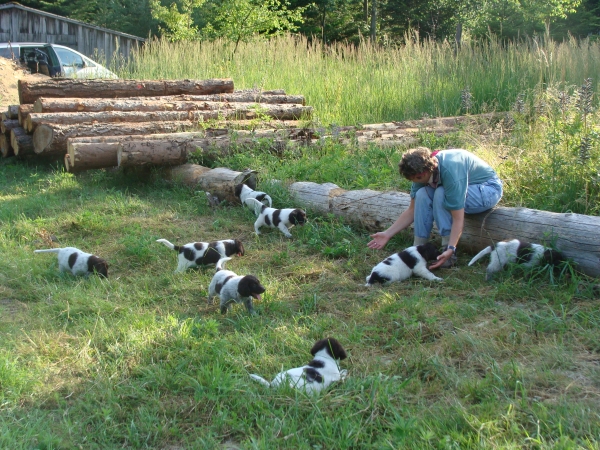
(0, 42, 118, 78)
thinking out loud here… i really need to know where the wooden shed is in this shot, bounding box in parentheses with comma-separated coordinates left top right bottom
(0, 2, 145, 62)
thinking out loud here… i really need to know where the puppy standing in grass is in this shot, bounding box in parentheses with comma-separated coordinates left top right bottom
(234, 182, 272, 208)
(250, 337, 348, 394)
(468, 239, 565, 280)
(246, 198, 306, 238)
(156, 238, 244, 272)
(365, 242, 443, 285)
(208, 257, 266, 315)
(34, 247, 109, 278)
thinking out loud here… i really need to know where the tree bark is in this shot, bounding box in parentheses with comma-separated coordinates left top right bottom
(25, 103, 311, 132)
(6, 105, 19, 120)
(18, 104, 34, 126)
(0, 134, 13, 157)
(33, 121, 199, 156)
(11, 127, 35, 156)
(33, 92, 305, 113)
(289, 181, 600, 278)
(1, 119, 20, 135)
(118, 141, 189, 168)
(19, 78, 235, 104)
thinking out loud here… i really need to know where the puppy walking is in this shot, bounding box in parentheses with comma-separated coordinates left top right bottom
(468, 239, 565, 280)
(246, 198, 306, 238)
(235, 183, 272, 208)
(156, 238, 244, 272)
(208, 257, 266, 315)
(250, 337, 348, 394)
(34, 247, 109, 277)
(365, 242, 442, 285)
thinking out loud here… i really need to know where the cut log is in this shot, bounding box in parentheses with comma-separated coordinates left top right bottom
(1, 119, 20, 134)
(18, 78, 235, 104)
(0, 134, 13, 157)
(163, 164, 258, 204)
(117, 141, 189, 167)
(24, 103, 311, 132)
(6, 105, 19, 120)
(10, 127, 35, 156)
(68, 142, 120, 170)
(33, 93, 305, 113)
(18, 104, 34, 125)
(289, 181, 600, 278)
(33, 121, 199, 156)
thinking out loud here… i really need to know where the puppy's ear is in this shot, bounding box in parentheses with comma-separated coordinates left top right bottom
(543, 249, 565, 266)
(88, 256, 109, 278)
(417, 242, 441, 261)
(234, 183, 244, 198)
(291, 209, 307, 225)
(235, 239, 245, 256)
(311, 338, 347, 360)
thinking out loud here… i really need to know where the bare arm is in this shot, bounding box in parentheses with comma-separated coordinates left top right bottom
(429, 208, 464, 269)
(367, 198, 416, 249)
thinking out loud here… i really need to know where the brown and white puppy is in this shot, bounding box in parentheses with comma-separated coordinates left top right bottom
(246, 198, 306, 238)
(468, 239, 565, 280)
(34, 247, 108, 278)
(208, 257, 266, 315)
(249, 337, 348, 395)
(156, 238, 244, 272)
(235, 183, 273, 208)
(365, 242, 442, 285)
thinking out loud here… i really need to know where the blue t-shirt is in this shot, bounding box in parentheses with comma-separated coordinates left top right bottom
(409, 149, 498, 210)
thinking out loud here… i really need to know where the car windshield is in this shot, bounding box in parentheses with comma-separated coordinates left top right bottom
(53, 47, 85, 68)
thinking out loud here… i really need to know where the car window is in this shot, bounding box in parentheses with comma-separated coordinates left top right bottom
(54, 47, 85, 68)
(0, 46, 17, 59)
(82, 56, 97, 68)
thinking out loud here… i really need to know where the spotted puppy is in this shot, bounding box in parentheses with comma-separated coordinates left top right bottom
(34, 247, 108, 278)
(234, 182, 272, 208)
(246, 198, 306, 238)
(208, 257, 266, 315)
(468, 239, 565, 280)
(365, 242, 442, 285)
(249, 337, 348, 395)
(156, 238, 244, 272)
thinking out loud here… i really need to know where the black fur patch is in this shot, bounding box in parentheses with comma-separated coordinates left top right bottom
(308, 359, 325, 368)
(68, 252, 78, 269)
(398, 250, 417, 269)
(237, 275, 266, 298)
(542, 249, 565, 266)
(182, 247, 195, 262)
(255, 193, 266, 202)
(216, 275, 233, 294)
(516, 242, 534, 264)
(304, 367, 324, 383)
(88, 255, 108, 278)
(234, 183, 244, 198)
(416, 242, 442, 261)
(194, 242, 206, 251)
(382, 258, 392, 266)
(310, 337, 347, 360)
(290, 210, 306, 225)
(367, 272, 390, 284)
(200, 245, 223, 265)
(264, 213, 271, 226)
(272, 209, 282, 227)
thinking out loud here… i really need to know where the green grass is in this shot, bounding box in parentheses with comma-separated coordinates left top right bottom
(1, 161, 598, 449)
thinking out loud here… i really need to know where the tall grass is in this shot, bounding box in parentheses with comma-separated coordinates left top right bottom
(120, 34, 600, 125)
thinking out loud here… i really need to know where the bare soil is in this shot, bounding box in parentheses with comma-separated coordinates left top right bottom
(0, 57, 47, 107)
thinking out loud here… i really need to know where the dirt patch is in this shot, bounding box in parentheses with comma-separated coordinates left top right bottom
(0, 57, 48, 108)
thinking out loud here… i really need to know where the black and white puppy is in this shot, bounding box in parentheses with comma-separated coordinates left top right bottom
(246, 198, 307, 238)
(208, 257, 266, 315)
(249, 337, 348, 395)
(156, 238, 244, 272)
(468, 239, 565, 280)
(365, 242, 442, 285)
(234, 182, 272, 208)
(34, 247, 108, 278)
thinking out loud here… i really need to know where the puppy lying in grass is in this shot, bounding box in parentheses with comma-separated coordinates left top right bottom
(208, 257, 265, 315)
(365, 242, 442, 285)
(468, 239, 565, 280)
(34, 247, 108, 278)
(234, 182, 272, 208)
(246, 198, 306, 238)
(250, 337, 348, 394)
(156, 238, 244, 272)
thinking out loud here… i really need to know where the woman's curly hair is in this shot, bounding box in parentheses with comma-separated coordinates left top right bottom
(398, 147, 437, 178)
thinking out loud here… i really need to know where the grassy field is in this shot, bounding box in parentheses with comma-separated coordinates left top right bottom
(1, 36, 599, 448)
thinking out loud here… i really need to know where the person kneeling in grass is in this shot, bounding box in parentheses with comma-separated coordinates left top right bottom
(367, 147, 503, 269)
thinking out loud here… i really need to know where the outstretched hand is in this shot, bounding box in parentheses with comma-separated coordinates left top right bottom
(367, 232, 391, 250)
(429, 248, 453, 270)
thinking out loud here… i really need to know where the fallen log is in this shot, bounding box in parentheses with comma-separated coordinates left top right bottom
(33, 121, 199, 156)
(18, 104, 34, 125)
(289, 181, 600, 278)
(163, 164, 258, 204)
(10, 127, 35, 156)
(33, 93, 306, 113)
(5, 105, 19, 120)
(1, 119, 20, 135)
(63, 153, 85, 174)
(19, 78, 235, 104)
(24, 103, 311, 132)
(118, 141, 189, 168)
(0, 134, 13, 157)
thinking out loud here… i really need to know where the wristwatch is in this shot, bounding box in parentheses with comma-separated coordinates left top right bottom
(446, 245, 457, 255)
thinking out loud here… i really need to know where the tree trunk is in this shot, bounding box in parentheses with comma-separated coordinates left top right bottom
(25, 103, 311, 132)
(19, 78, 235, 104)
(370, 0, 377, 42)
(33, 93, 305, 112)
(11, 127, 35, 156)
(1, 119, 20, 134)
(6, 105, 19, 120)
(163, 164, 258, 204)
(289, 181, 600, 278)
(18, 104, 34, 126)
(117, 141, 189, 167)
(0, 134, 13, 157)
(33, 121, 199, 156)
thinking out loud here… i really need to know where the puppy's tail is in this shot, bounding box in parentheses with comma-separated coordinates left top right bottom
(216, 257, 232, 271)
(34, 248, 62, 254)
(156, 239, 179, 251)
(468, 246, 493, 266)
(264, 195, 273, 208)
(245, 198, 264, 216)
(249, 374, 271, 387)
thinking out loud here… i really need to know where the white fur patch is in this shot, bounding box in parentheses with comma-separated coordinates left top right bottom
(365, 244, 442, 285)
(246, 198, 306, 238)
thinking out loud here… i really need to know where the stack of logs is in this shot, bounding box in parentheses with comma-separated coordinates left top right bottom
(0, 77, 318, 172)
